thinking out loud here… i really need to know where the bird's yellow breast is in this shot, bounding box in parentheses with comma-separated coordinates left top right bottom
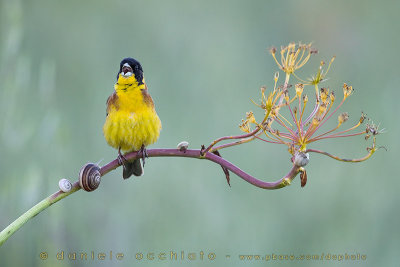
(103, 80, 161, 152)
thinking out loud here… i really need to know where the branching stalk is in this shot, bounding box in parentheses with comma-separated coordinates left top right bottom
(0, 147, 301, 246)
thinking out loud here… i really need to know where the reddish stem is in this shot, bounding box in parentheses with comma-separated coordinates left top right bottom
(101, 148, 301, 189)
(202, 128, 261, 154)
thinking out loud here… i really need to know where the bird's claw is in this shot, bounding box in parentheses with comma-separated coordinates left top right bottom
(140, 145, 148, 166)
(118, 148, 128, 170)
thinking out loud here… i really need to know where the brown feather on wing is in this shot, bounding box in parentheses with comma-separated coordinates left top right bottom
(106, 92, 119, 116)
(141, 84, 155, 108)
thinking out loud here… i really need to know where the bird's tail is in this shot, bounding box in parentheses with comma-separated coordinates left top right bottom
(123, 159, 143, 179)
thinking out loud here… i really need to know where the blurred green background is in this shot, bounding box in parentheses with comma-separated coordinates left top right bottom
(0, 0, 398, 266)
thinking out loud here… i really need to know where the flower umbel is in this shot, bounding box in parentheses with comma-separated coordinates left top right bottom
(203, 43, 382, 188)
(233, 43, 382, 187)
(270, 42, 316, 75)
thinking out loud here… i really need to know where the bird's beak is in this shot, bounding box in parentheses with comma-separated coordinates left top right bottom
(121, 63, 133, 77)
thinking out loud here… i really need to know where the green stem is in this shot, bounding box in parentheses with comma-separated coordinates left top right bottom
(0, 182, 81, 246)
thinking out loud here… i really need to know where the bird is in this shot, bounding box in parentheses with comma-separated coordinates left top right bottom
(103, 58, 161, 179)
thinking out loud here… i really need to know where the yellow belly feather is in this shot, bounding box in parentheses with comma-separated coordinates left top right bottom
(103, 81, 161, 152)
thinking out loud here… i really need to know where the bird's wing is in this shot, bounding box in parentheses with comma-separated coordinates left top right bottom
(106, 91, 119, 116)
(141, 85, 155, 108)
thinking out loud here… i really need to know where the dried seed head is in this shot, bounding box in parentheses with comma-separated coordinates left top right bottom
(317, 102, 327, 116)
(239, 120, 250, 133)
(272, 42, 313, 74)
(274, 71, 279, 81)
(312, 117, 320, 126)
(284, 91, 290, 103)
(302, 94, 308, 103)
(338, 112, 349, 124)
(343, 83, 354, 98)
(330, 91, 335, 103)
(246, 111, 256, 124)
(295, 83, 304, 97)
(320, 87, 329, 103)
(359, 112, 366, 124)
(365, 121, 383, 136)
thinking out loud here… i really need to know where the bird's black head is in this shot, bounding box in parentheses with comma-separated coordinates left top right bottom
(117, 57, 144, 85)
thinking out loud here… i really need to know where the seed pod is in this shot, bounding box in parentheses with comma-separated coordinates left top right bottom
(274, 71, 279, 82)
(330, 92, 335, 103)
(320, 87, 329, 103)
(300, 169, 308, 187)
(343, 83, 353, 98)
(338, 112, 349, 124)
(302, 94, 308, 103)
(295, 83, 304, 96)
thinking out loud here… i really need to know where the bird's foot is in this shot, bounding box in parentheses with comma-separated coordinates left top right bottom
(117, 148, 128, 170)
(139, 145, 148, 166)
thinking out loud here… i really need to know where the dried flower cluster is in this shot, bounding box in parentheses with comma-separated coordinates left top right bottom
(236, 42, 383, 185)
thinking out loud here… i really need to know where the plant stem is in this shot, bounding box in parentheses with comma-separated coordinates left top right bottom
(306, 147, 375, 162)
(0, 182, 81, 246)
(0, 148, 301, 246)
(202, 127, 261, 155)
